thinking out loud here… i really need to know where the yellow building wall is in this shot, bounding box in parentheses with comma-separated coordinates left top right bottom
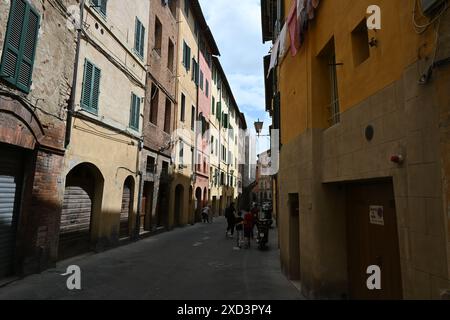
(279, 0, 435, 145)
(66, 119, 140, 242)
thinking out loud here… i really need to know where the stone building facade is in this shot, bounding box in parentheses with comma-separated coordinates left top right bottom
(0, 0, 77, 278)
(262, 0, 450, 299)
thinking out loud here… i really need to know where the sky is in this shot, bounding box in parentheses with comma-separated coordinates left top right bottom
(199, 0, 272, 154)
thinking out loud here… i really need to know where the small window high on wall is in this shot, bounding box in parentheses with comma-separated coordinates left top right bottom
(351, 19, 370, 67)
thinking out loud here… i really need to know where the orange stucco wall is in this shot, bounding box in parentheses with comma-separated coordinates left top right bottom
(279, 0, 435, 145)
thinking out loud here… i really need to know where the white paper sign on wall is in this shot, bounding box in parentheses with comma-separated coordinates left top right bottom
(369, 206, 385, 226)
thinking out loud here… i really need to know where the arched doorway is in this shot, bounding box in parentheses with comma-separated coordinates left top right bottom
(120, 176, 134, 239)
(195, 187, 202, 222)
(59, 163, 103, 260)
(174, 184, 184, 226)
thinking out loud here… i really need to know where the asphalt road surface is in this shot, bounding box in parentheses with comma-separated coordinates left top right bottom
(0, 217, 303, 300)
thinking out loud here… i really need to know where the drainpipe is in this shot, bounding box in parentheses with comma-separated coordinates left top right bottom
(193, 38, 200, 222)
(65, 0, 85, 148)
(134, 138, 143, 241)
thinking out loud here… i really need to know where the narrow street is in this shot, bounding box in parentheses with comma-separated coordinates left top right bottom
(0, 218, 303, 300)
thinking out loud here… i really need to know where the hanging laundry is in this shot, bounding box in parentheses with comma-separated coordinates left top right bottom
(287, 0, 299, 56)
(297, 0, 307, 47)
(307, 0, 320, 20)
(267, 38, 280, 78)
(278, 23, 288, 60)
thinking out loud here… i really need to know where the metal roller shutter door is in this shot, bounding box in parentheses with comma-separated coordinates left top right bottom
(59, 182, 93, 260)
(119, 184, 131, 238)
(0, 146, 22, 278)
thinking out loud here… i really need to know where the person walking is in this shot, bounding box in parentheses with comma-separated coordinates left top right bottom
(243, 208, 254, 248)
(234, 211, 244, 248)
(250, 203, 260, 240)
(225, 203, 236, 237)
(201, 205, 210, 224)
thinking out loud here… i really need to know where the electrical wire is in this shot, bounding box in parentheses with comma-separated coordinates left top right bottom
(412, 0, 448, 34)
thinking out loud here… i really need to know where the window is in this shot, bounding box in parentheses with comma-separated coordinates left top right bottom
(129, 93, 140, 130)
(168, 39, 175, 71)
(150, 83, 159, 125)
(351, 19, 370, 66)
(134, 18, 145, 59)
(318, 38, 340, 126)
(216, 102, 221, 121)
(168, 0, 177, 17)
(212, 97, 215, 115)
(182, 41, 191, 71)
(180, 93, 186, 122)
(192, 58, 199, 85)
(154, 17, 162, 56)
(205, 80, 209, 97)
(81, 59, 101, 114)
(146, 156, 156, 174)
(191, 106, 195, 131)
(184, 0, 189, 17)
(164, 98, 171, 133)
(210, 136, 214, 154)
(92, 0, 107, 17)
(222, 113, 228, 128)
(179, 141, 184, 166)
(0, 0, 40, 93)
(199, 70, 204, 90)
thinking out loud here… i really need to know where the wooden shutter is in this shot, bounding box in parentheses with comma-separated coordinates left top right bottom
(135, 18, 145, 58)
(130, 93, 140, 130)
(134, 19, 140, 55)
(91, 65, 101, 112)
(100, 0, 107, 16)
(0, 0, 40, 93)
(139, 24, 145, 58)
(182, 42, 186, 67)
(81, 60, 101, 113)
(81, 60, 93, 110)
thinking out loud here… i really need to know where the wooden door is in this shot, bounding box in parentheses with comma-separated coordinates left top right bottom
(346, 181, 402, 299)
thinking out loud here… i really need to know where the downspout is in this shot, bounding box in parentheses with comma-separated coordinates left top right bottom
(65, 0, 85, 148)
(134, 137, 143, 241)
(194, 37, 200, 220)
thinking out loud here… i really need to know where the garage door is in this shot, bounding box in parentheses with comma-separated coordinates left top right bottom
(0, 146, 23, 278)
(119, 182, 131, 238)
(59, 170, 94, 260)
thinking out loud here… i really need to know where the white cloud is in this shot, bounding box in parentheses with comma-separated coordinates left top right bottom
(199, 0, 271, 130)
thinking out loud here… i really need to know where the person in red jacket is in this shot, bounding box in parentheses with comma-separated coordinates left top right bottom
(243, 209, 254, 249)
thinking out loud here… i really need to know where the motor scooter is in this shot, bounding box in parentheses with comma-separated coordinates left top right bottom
(257, 219, 271, 250)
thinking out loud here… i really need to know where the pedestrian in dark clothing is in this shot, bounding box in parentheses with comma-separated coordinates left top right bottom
(225, 203, 236, 237)
(243, 209, 254, 248)
(250, 203, 260, 239)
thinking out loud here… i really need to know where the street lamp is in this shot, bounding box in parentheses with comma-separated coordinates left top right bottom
(254, 119, 264, 137)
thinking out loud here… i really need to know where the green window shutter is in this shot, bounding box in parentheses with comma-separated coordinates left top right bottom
(92, 0, 107, 16)
(187, 46, 191, 71)
(81, 59, 101, 114)
(81, 60, 93, 110)
(212, 97, 215, 115)
(0, 0, 40, 93)
(130, 93, 140, 130)
(182, 42, 186, 68)
(140, 24, 145, 58)
(134, 18, 145, 58)
(134, 19, 140, 55)
(100, 0, 107, 16)
(91, 65, 101, 111)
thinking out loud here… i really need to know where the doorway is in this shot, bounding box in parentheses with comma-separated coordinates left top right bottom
(346, 180, 402, 299)
(288, 193, 300, 280)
